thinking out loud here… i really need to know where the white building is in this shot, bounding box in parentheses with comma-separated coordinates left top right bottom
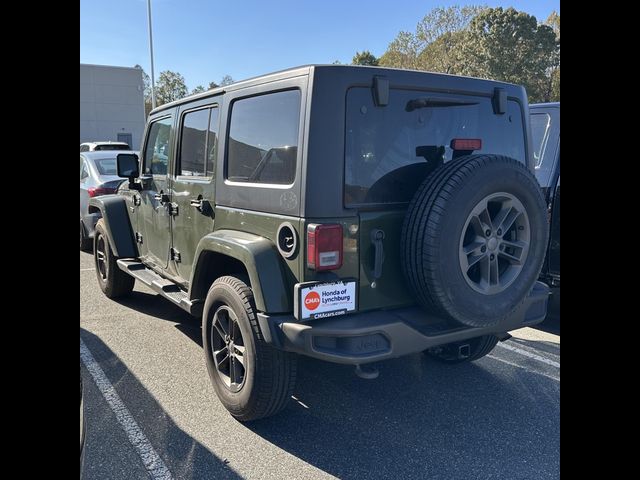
(80, 64, 146, 150)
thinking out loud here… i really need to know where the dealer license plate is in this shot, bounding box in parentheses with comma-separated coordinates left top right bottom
(294, 280, 357, 321)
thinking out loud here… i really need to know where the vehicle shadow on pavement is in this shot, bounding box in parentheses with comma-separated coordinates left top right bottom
(248, 354, 559, 479)
(112, 291, 203, 347)
(80, 329, 238, 480)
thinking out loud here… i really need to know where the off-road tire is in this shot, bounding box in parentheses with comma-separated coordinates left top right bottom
(93, 219, 135, 298)
(402, 154, 548, 328)
(202, 276, 297, 421)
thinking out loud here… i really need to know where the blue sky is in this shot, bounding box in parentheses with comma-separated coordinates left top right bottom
(80, 0, 559, 91)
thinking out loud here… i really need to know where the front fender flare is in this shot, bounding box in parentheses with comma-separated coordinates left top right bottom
(87, 195, 137, 258)
(191, 230, 291, 313)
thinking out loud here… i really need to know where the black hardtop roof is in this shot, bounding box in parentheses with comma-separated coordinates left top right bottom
(150, 64, 524, 115)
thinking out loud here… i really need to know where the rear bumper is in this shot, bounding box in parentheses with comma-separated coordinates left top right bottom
(258, 281, 549, 365)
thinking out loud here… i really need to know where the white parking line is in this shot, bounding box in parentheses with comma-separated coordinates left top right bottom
(497, 342, 560, 368)
(486, 354, 560, 382)
(80, 339, 174, 480)
(80, 268, 94, 271)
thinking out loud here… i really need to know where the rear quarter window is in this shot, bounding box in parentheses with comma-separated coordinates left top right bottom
(226, 89, 300, 185)
(345, 87, 526, 206)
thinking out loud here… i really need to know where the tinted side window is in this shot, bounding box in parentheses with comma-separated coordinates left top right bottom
(179, 109, 209, 176)
(227, 90, 300, 185)
(531, 113, 551, 168)
(80, 145, 88, 152)
(143, 117, 173, 175)
(530, 112, 556, 186)
(178, 107, 219, 177)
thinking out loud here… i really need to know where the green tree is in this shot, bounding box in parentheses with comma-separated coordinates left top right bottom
(208, 81, 219, 89)
(417, 30, 466, 74)
(455, 7, 557, 102)
(415, 5, 484, 45)
(352, 50, 379, 66)
(134, 64, 153, 116)
(155, 70, 188, 105)
(219, 75, 235, 86)
(191, 85, 206, 95)
(545, 11, 560, 101)
(380, 6, 484, 71)
(379, 31, 421, 69)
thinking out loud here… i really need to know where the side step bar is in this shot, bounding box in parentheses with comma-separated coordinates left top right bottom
(116, 259, 202, 316)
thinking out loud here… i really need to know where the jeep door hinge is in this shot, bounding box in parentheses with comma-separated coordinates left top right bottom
(169, 202, 179, 216)
(135, 232, 143, 244)
(170, 247, 181, 263)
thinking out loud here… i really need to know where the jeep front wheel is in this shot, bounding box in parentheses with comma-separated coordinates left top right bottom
(202, 276, 297, 421)
(93, 219, 135, 298)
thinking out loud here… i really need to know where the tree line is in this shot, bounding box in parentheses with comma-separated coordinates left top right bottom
(134, 66, 235, 116)
(350, 6, 559, 103)
(134, 6, 558, 116)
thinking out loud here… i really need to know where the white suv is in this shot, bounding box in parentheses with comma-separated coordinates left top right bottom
(80, 141, 130, 152)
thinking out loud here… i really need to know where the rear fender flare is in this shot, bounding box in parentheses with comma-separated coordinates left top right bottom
(190, 230, 291, 313)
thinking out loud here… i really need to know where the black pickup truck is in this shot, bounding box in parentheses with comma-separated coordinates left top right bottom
(530, 103, 560, 290)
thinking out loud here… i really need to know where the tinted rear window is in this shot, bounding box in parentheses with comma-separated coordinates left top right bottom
(95, 144, 130, 151)
(94, 158, 117, 175)
(345, 88, 526, 206)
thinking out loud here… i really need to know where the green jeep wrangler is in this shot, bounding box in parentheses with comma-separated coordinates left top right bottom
(89, 65, 549, 421)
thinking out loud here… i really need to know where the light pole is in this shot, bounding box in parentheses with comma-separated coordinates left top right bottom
(146, 0, 156, 109)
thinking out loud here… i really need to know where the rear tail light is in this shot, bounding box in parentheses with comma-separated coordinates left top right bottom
(450, 138, 482, 151)
(307, 224, 343, 271)
(87, 187, 117, 198)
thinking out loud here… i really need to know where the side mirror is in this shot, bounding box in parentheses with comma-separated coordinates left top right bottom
(117, 153, 141, 190)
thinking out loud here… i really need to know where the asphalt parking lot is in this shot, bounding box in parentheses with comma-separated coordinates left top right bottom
(80, 250, 559, 480)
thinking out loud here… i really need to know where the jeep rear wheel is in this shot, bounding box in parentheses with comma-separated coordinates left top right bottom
(402, 154, 548, 328)
(202, 276, 297, 421)
(93, 219, 135, 298)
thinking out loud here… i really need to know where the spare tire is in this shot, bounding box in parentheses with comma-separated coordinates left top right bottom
(401, 154, 548, 327)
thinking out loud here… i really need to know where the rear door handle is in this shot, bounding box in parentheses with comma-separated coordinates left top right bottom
(190, 198, 213, 216)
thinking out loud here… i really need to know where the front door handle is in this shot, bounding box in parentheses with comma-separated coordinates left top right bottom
(154, 191, 170, 203)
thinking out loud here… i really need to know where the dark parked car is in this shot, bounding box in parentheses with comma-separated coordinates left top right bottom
(89, 65, 550, 421)
(530, 103, 560, 288)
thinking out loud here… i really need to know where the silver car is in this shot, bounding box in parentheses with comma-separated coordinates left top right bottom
(80, 151, 134, 250)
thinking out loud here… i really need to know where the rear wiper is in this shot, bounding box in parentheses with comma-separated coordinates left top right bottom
(405, 97, 478, 112)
